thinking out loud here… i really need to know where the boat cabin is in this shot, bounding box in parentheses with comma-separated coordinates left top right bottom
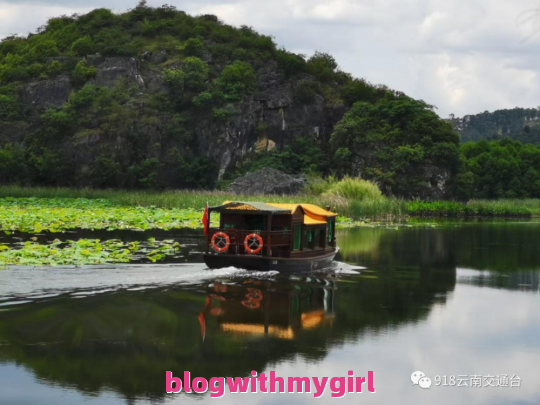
(205, 201, 338, 259)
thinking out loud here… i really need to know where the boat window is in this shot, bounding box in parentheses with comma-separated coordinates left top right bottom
(313, 230, 320, 249)
(305, 229, 314, 250)
(328, 219, 334, 242)
(293, 224, 301, 250)
(246, 215, 264, 231)
(320, 229, 326, 248)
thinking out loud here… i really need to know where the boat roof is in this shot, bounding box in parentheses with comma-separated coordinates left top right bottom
(212, 201, 338, 225)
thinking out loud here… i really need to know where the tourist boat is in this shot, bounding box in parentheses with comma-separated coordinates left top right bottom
(202, 201, 338, 271)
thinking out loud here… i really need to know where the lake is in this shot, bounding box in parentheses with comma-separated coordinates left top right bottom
(0, 220, 539, 404)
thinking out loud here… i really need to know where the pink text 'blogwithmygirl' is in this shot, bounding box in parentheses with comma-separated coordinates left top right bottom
(166, 370, 376, 398)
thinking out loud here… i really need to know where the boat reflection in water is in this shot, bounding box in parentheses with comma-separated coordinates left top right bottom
(199, 276, 336, 341)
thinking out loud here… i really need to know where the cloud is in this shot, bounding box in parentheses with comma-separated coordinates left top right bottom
(2, 0, 540, 116)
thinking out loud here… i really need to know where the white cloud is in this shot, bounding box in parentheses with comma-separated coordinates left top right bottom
(2, 0, 540, 116)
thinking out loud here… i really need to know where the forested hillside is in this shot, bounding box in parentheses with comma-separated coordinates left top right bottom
(450, 108, 540, 146)
(0, 3, 462, 199)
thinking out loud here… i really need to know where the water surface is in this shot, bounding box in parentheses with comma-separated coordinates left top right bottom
(0, 220, 539, 404)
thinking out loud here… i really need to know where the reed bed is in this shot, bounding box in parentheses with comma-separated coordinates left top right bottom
(0, 186, 536, 219)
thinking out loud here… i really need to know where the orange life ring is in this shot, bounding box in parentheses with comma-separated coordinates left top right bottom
(241, 300, 261, 309)
(244, 233, 263, 254)
(211, 232, 230, 253)
(245, 288, 263, 301)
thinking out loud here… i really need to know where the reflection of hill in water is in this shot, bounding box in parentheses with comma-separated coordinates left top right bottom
(0, 265, 455, 400)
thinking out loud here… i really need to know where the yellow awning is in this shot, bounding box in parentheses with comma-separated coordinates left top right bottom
(267, 203, 337, 225)
(303, 216, 327, 225)
(219, 201, 338, 226)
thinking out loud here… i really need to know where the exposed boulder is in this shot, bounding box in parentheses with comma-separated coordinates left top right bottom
(227, 168, 306, 195)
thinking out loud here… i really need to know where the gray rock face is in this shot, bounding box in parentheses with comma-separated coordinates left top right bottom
(18, 55, 342, 188)
(93, 57, 145, 88)
(226, 168, 306, 195)
(22, 75, 72, 110)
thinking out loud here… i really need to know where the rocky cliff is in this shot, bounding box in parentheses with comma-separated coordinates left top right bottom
(0, 5, 459, 199)
(449, 108, 540, 146)
(1, 39, 345, 189)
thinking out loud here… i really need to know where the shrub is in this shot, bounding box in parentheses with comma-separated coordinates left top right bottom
(72, 60, 97, 85)
(183, 37, 204, 56)
(91, 155, 121, 187)
(128, 158, 160, 188)
(46, 60, 62, 77)
(163, 68, 185, 93)
(295, 80, 319, 104)
(0, 94, 20, 120)
(232, 48, 247, 60)
(304, 175, 337, 196)
(182, 56, 209, 91)
(29, 40, 60, 61)
(343, 78, 376, 105)
(28, 63, 45, 78)
(0, 144, 27, 183)
(213, 106, 235, 120)
(322, 177, 383, 201)
(306, 51, 338, 81)
(214, 61, 256, 101)
(71, 36, 94, 56)
(276, 49, 305, 76)
(192, 91, 212, 107)
(68, 84, 107, 109)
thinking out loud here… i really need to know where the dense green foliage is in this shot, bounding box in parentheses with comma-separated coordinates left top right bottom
(330, 98, 461, 197)
(0, 3, 449, 195)
(406, 200, 531, 217)
(1, 4, 538, 202)
(0, 4, 298, 189)
(452, 108, 540, 146)
(459, 139, 540, 199)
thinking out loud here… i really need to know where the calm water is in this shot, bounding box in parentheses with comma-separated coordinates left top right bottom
(0, 220, 539, 404)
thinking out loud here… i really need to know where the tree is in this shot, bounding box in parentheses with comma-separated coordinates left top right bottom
(72, 59, 97, 85)
(306, 52, 338, 81)
(183, 38, 204, 56)
(182, 56, 209, 91)
(214, 61, 256, 101)
(331, 97, 460, 198)
(71, 36, 94, 56)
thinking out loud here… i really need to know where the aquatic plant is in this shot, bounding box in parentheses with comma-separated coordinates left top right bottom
(0, 197, 213, 233)
(0, 238, 181, 266)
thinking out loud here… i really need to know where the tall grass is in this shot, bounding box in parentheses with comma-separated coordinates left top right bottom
(407, 200, 531, 217)
(321, 176, 383, 201)
(0, 186, 536, 219)
(0, 186, 315, 209)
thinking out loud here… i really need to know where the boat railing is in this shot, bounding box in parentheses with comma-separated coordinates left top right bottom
(207, 228, 292, 254)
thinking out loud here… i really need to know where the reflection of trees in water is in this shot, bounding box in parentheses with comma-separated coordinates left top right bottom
(1, 223, 535, 400)
(0, 265, 456, 401)
(338, 222, 540, 273)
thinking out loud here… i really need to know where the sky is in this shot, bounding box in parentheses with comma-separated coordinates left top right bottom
(1, 0, 540, 117)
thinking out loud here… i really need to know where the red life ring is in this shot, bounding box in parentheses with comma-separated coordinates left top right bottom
(241, 300, 261, 309)
(244, 233, 264, 255)
(211, 232, 230, 253)
(245, 288, 263, 301)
